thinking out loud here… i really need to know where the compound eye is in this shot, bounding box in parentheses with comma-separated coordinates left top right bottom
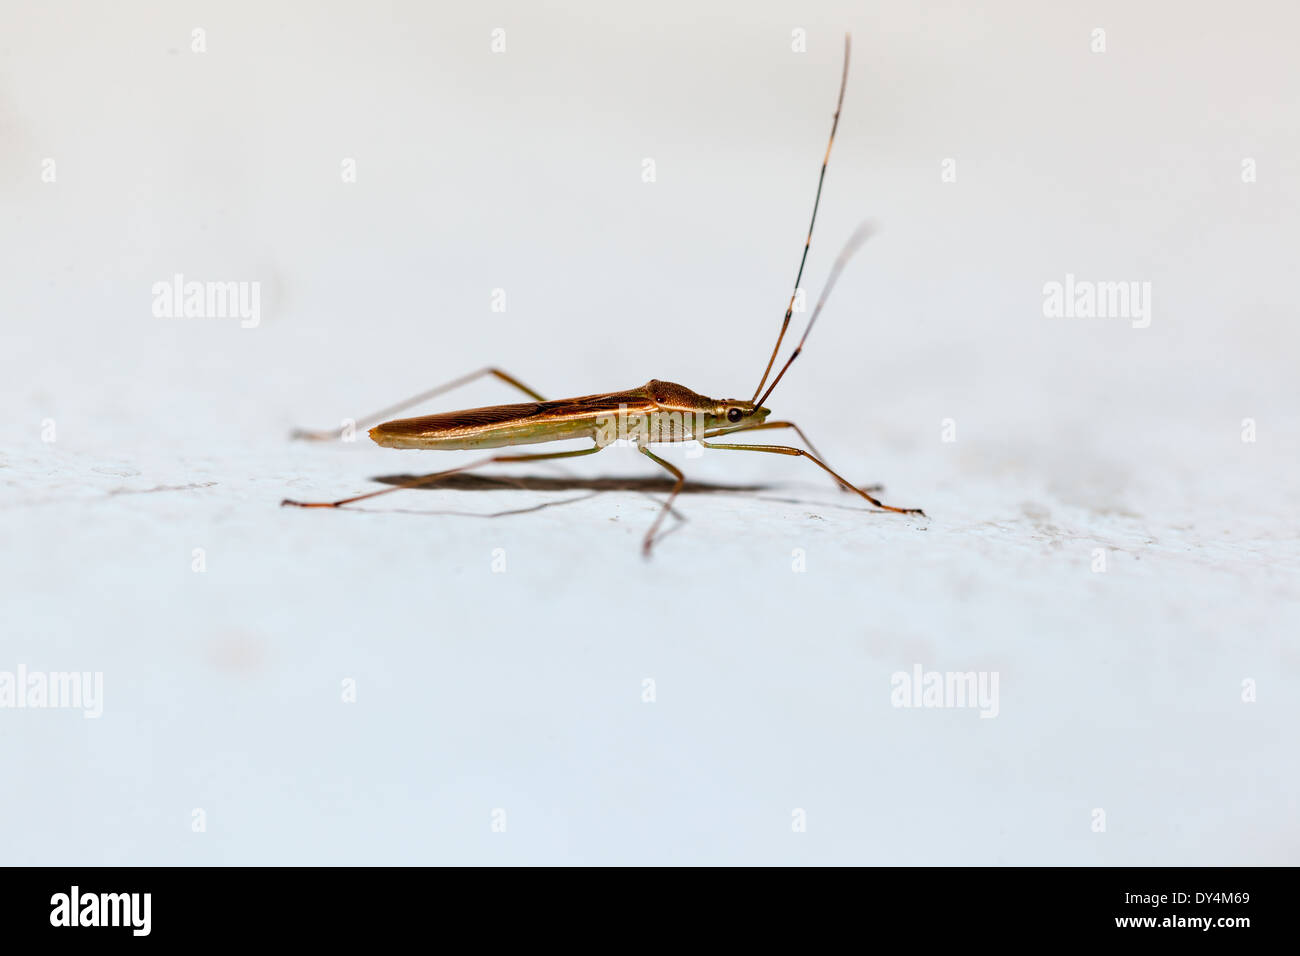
(727, 407, 743, 423)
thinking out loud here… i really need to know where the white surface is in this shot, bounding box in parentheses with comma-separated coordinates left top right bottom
(2, 1, 1297, 865)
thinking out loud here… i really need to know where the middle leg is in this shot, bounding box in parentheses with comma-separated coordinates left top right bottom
(638, 446, 686, 557)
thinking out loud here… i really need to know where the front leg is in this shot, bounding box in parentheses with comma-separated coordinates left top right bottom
(702, 420, 882, 494)
(699, 438, 922, 516)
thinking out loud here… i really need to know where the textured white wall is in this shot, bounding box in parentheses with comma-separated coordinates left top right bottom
(1, 1, 1296, 864)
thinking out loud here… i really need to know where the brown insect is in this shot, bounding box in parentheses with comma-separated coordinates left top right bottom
(284, 35, 924, 554)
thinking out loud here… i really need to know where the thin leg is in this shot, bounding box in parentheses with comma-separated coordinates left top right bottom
(638, 446, 685, 557)
(701, 421, 881, 494)
(699, 439, 924, 516)
(291, 367, 546, 441)
(282, 444, 602, 509)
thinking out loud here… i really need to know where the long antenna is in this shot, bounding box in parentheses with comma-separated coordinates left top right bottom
(755, 223, 872, 410)
(750, 33, 851, 403)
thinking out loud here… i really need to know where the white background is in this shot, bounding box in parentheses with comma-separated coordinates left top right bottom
(2, 1, 1296, 864)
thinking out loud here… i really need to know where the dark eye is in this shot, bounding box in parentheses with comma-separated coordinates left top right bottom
(727, 407, 743, 423)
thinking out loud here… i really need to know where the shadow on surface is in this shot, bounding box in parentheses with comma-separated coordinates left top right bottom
(351, 473, 892, 522)
(369, 473, 771, 494)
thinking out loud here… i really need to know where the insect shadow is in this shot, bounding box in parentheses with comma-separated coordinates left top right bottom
(366, 472, 883, 529)
(362, 473, 776, 532)
(369, 473, 771, 495)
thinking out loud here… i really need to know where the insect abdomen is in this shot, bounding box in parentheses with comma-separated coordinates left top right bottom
(368, 391, 661, 451)
(370, 415, 598, 451)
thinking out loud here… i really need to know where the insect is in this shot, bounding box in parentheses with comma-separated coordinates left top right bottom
(283, 35, 924, 554)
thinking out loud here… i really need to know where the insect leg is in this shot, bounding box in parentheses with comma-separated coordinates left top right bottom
(704, 419, 828, 456)
(698, 439, 923, 516)
(282, 444, 603, 509)
(701, 420, 881, 493)
(638, 446, 686, 557)
(291, 367, 547, 441)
